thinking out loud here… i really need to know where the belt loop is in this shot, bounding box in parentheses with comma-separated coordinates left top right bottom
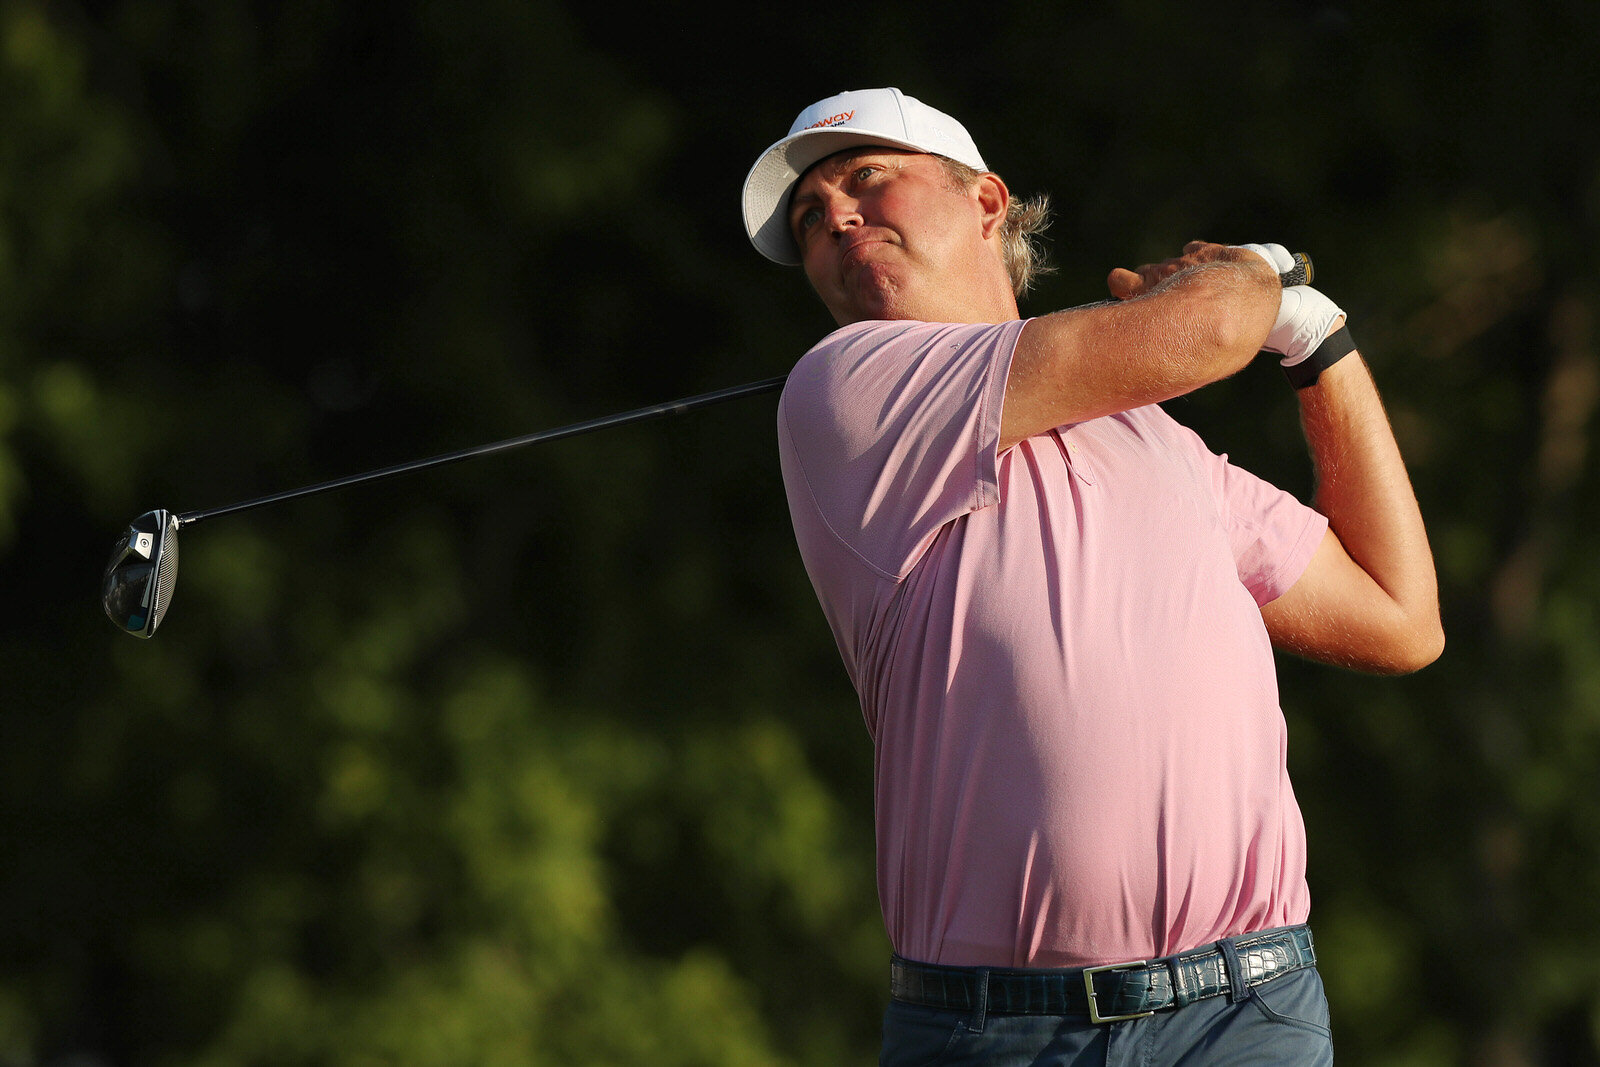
(1217, 938, 1249, 1003)
(963, 969, 990, 1033)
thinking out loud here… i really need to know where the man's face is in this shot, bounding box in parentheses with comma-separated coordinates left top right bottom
(788, 147, 1001, 326)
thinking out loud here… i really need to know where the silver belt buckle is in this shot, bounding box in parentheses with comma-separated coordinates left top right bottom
(1083, 961, 1157, 1024)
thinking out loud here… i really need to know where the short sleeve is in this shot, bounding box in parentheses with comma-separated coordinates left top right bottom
(1162, 418, 1329, 606)
(1214, 457, 1328, 605)
(777, 319, 1025, 580)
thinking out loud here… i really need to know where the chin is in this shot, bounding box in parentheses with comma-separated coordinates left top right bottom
(845, 275, 912, 322)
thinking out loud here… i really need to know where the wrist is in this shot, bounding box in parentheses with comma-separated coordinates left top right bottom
(1282, 325, 1357, 388)
(1263, 285, 1346, 370)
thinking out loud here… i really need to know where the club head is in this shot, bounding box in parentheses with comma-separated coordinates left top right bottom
(102, 509, 180, 638)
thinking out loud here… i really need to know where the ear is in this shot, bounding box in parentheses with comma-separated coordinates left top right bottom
(974, 173, 1010, 241)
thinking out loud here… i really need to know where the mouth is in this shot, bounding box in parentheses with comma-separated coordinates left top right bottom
(842, 234, 887, 259)
(840, 235, 894, 275)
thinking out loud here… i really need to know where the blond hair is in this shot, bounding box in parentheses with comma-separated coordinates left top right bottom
(937, 158, 1054, 299)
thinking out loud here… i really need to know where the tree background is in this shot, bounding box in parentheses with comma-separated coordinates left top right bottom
(2, 1, 1597, 1064)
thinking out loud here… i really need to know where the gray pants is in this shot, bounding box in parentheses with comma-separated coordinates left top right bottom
(880, 965, 1333, 1066)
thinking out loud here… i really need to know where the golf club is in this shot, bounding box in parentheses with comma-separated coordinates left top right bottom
(102, 252, 1314, 639)
(102, 374, 787, 638)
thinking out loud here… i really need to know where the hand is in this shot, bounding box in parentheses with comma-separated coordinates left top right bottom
(1266, 285, 1347, 367)
(1233, 242, 1300, 276)
(1107, 241, 1288, 300)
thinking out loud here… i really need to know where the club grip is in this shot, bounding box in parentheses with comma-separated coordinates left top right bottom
(1280, 252, 1313, 288)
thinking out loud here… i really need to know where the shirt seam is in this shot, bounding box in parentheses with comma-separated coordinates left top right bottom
(778, 397, 904, 583)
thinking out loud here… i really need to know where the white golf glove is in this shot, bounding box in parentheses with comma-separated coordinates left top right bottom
(1266, 285, 1345, 366)
(1233, 243, 1354, 388)
(1235, 242, 1299, 278)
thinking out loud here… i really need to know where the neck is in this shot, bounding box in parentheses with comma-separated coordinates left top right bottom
(828, 264, 1021, 326)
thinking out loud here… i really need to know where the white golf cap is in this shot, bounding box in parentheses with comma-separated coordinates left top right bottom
(741, 87, 989, 266)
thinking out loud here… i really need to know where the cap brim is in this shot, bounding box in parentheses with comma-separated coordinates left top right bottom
(741, 128, 940, 266)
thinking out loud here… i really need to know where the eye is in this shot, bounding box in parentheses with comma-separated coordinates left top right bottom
(793, 205, 822, 239)
(851, 165, 880, 183)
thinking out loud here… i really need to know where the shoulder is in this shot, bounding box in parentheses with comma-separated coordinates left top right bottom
(793, 319, 986, 369)
(787, 319, 1026, 396)
(1085, 401, 1199, 450)
(779, 318, 1024, 461)
(1129, 403, 1221, 457)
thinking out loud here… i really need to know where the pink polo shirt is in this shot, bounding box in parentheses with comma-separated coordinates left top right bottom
(776, 319, 1328, 969)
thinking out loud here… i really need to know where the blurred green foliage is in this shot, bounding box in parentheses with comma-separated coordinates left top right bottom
(2, 1, 1598, 1064)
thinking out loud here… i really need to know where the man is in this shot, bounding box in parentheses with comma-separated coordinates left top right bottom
(742, 87, 1442, 1065)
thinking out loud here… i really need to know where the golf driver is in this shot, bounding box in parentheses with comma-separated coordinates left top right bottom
(102, 252, 1314, 639)
(102, 374, 787, 638)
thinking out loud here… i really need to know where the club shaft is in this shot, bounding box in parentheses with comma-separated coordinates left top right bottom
(172, 254, 1312, 528)
(177, 374, 789, 527)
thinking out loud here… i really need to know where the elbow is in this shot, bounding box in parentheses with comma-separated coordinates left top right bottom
(1371, 617, 1446, 676)
(1407, 618, 1447, 673)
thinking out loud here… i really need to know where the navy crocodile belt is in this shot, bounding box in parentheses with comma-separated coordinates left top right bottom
(890, 924, 1316, 1023)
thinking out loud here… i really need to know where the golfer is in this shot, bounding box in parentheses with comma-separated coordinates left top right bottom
(743, 88, 1442, 1065)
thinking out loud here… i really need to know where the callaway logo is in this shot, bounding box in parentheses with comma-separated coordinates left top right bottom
(803, 110, 856, 130)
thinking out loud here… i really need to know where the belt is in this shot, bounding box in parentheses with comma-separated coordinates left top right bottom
(890, 925, 1316, 1024)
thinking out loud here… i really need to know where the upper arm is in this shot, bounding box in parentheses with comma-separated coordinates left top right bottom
(781, 320, 1019, 578)
(1260, 528, 1446, 675)
(1000, 261, 1279, 451)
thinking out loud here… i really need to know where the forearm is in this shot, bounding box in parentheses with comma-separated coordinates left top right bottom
(1005, 257, 1279, 446)
(1130, 256, 1283, 370)
(1295, 352, 1444, 668)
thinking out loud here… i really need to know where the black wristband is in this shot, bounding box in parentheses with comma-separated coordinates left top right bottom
(1281, 325, 1357, 389)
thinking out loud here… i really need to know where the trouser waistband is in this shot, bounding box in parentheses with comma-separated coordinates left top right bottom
(890, 924, 1316, 1023)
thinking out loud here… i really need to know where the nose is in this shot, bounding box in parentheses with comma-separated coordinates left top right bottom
(820, 193, 863, 236)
